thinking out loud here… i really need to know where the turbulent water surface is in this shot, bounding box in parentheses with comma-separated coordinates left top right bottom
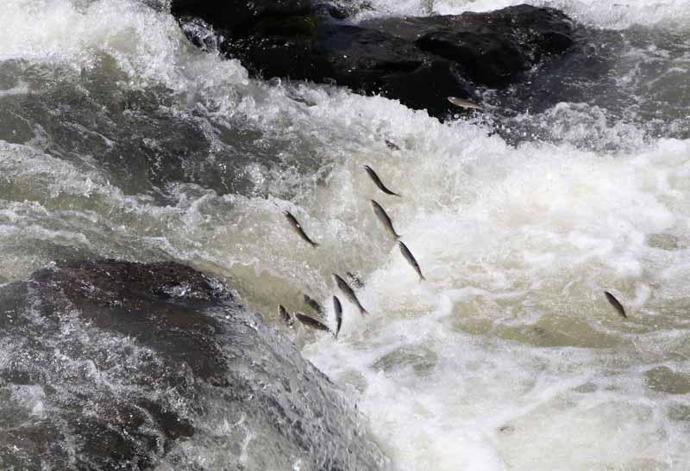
(1, 0, 689, 469)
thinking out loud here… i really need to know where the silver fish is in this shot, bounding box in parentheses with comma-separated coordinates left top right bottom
(604, 291, 627, 318)
(334, 273, 368, 315)
(399, 241, 425, 281)
(385, 139, 401, 151)
(371, 200, 400, 239)
(303, 294, 324, 316)
(295, 312, 331, 333)
(364, 165, 401, 197)
(279, 305, 294, 326)
(284, 211, 319, 247)
(447, 96, 483, 111)
(333, 296, 343, 338)
(498, 425, 515, 434)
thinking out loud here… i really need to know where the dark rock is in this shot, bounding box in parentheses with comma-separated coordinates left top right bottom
(0, 260, 387, 470)
(171, 0, 313, 37)
(173, 2, 576, 118)
(222, 19, 477, 117)
(368, 5, 575, 87)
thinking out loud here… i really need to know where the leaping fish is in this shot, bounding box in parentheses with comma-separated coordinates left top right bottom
(447, 96, 483, 111)
(385, 139, 401, 151)
(364, 165, 401, 197)
(284, 210, 319, 247)
(303, 294, 324, 316)
(399, 241, 425, 281)
(371, 199, 400, 239)
(604, 291, 627, 319)
(279, 305, 294, 327)
(295, 312, 331, 333)
(334, 273, 368, 315)
(333, 296, 343, 338)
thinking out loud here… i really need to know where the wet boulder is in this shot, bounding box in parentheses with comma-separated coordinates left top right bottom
(375, 5, 576, 87)
(173, 2, 576, 118)
(171, 0, 313, 37)
(0, 259, 387, 470)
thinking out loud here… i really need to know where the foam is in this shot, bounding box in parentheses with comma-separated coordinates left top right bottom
(355, 0, 690, 30)
(1, 1, 689, 468)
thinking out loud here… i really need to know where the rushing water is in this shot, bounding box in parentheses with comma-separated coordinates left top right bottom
(1, 0, 689, 469)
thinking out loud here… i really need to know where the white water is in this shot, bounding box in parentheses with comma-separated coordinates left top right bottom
(1, 0, 689, 469)
(355, 0, 690, 30)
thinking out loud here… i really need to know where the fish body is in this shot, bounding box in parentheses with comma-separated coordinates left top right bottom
(284, 211, 319, 247)
(604, 291, 627, 318)
(334, 273, 368, 315)
(333, 296, 343, 338)
(295, 313, 331, 333)
(364, 165, 401, 197)
(279, 305, 294, 326)
(371, 200, 400, 239)
(447, 96, 483, 110)
(399, 241, 425, 281)
(385, 139, 400, 151)
(303, 294, 324, 316)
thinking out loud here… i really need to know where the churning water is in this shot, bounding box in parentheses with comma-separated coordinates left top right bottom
(1, 0, 689, 469)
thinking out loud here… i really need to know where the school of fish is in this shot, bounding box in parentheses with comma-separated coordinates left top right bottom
(280, 97, 628, 337)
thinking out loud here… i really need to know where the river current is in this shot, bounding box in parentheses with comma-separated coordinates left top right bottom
(1, 0, 689, 469)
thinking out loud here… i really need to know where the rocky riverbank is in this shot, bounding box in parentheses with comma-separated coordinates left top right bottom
(0, 259, 387, 469)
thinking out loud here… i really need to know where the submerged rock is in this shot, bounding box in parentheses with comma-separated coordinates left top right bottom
(173, 1, 576, 118)
(0, 259, 387, 470)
